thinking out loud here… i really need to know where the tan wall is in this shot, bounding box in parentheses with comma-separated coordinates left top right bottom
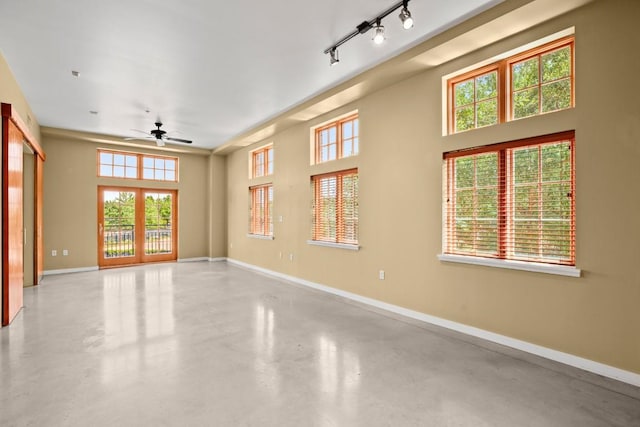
(42, 135, 210, 270)
(0, 52, 41, 142)
(226, 0, 640, 374)
(209, 154, 227, 258)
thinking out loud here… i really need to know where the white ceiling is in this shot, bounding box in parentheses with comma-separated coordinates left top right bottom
(0, 0, 501, 149)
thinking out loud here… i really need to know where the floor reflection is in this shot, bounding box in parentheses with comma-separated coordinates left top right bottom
(144, 268, 175, 338)
(103, 271, 138, 350)
(253, 303, 280, 395)
(101, 268, 177, 385)
(317, 334, 361, 413)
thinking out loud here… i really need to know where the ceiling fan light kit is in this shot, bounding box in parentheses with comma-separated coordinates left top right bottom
(323, 0, 414, 65)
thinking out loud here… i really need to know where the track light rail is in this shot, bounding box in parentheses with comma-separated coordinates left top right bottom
(323, 0, 413, 64)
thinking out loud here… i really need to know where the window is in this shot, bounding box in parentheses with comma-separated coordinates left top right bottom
(510, 43, 573, 119)
(443, 132, 575, 265)
(452, 68, 499, 133)
(311, 169, 358, 245)
(249, 145, 273, 237)
(98, 150, 179, 182)
(142, 155, 177, 182)
(249, 184, 273, 237)
(98, 150, 138, 179)
(448, 36, 574, 133)
(314, 114, 359, 164)
(251, 145, 273, 178)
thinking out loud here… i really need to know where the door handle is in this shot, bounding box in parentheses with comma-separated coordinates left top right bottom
(99, 223, 103, 236)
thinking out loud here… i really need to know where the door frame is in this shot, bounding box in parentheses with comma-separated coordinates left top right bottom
(98, 186, 178, 268)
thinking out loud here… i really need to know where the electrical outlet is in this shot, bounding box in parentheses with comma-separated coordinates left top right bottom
(379, 270, 385, 280)
(63, 249, 69, 256)
(279, 251, 282, 259)
(289, 253, 294, 261)
(51, 250, 57, 256)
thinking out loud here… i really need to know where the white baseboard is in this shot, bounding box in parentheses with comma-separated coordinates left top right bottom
(208, 257, 227, 262)
(226, 258, 640, 388)
(43, 266, 99, 276)
(177, 257, 210, 263)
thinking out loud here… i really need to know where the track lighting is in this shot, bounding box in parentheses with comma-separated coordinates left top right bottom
(373, 19, 385, 44)
(399, 4, 414, 29)
(323, 0, 414, 65)
(329, 47, 339, 66)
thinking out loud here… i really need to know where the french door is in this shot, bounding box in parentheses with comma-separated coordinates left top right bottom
(98, 186, 177, 268)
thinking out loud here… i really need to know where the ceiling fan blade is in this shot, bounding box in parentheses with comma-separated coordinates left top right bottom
(131, 129, 151, 135)
(124, 136, 154, 141)
(165, 137, 192, 144)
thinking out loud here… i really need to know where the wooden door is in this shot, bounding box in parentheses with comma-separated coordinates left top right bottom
(2, 117, 24, 325)
(98, 187, 177, 268)
(1, 103, 44, 326)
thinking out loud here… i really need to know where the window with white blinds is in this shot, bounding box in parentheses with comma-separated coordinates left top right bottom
(444, 131, 575, 265)
(311, 169, 358, 245)
(249, 184, 273, 237)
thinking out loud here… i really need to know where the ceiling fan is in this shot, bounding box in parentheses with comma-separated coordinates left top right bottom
(125, 122, 192, 147)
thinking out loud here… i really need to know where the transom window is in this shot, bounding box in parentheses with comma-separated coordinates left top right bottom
(510, 43, 573, 119)
(98, 151, 138, 179)
(251, 145, 273, 178)
(452, 68, 499, 132)
(249, 184, 273, 237)
(448, 36, 574, 133)
(143, 155, 177, 181)
(98, 149, 178, 182)
(443, 131, 575, 265)
(311, 169, 358, 245)
(314, 114, 359, 164)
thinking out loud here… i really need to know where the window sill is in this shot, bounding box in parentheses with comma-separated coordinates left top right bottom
(307, 240, 360, 251)
(247, 234, 274, 240)
(437, 254, 581, 277)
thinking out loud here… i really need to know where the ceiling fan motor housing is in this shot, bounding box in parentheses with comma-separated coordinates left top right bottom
(151, 122, 167, 139)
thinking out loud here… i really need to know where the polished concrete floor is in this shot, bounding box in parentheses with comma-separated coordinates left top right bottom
(1, 262, 639, 426)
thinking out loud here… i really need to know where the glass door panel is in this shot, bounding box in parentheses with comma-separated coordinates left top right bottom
(144, 192, 173, 256)
(101, 190, 136, 264)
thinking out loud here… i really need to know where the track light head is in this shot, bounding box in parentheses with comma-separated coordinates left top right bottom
(399, 6, 414, 29)
(329, 47, 339, 66)
(373, 20, 385, 45)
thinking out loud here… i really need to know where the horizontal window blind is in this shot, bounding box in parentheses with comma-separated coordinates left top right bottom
(249, 184, 273, 236)
(444, 131, 575, 265)
(312, 169, 358, 244)
(446, 151, 500, 256)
